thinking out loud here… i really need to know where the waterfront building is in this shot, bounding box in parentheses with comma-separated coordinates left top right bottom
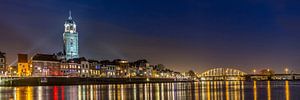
(81, 60, 90, 77)
(62, 57, 90, 77)
(63, 11, 79, 60)
(126, 67, 137, 77)
(106, 65, 116, 77)
(153, 64, 165, 72)
(8, 65, 18, 76)
(73, 57, 90, 77)
(88, 60, 101, 77)
(100, 60, 116, 77)
(0, 51, 6, 75)
(145, 66, 153, 77)
(150, 69, 159, 77)
(113, 59, 129, 77)
(61, 61, 80, 77)
(31, 54, 62, 76)
(56, 52, 65, 61)
(17, 54, 31, 76)
(132, 59, 150, 77)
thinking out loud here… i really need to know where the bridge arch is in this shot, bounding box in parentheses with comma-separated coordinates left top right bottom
(200, 68, 247, 77)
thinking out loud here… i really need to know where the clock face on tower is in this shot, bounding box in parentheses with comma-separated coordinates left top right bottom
(63, 11, 79, 60)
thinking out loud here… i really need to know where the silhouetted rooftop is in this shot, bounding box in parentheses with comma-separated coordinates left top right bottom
(32, 54, 59, 62)
(67, 57, 87, 64)
(0, 51, 5, 58)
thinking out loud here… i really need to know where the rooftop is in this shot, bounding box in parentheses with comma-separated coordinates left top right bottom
(0, 51, 5, 58)
(32, 54, 59, 62)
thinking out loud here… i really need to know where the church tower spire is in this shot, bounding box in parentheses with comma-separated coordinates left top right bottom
(63, 11, 79, 60)
(68, 10, 72, 20)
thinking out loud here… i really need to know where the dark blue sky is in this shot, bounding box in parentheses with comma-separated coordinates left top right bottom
(1, 0, 300, 73)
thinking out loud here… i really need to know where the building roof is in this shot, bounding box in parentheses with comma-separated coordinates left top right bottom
(65, 19, 75, 24)
(100, 60, 114, 65)
(88, 60, 99, 63)
(113, 59, 129, 64)
(65, 11, 75, 24)
(32, 54, 59, 62)
(67, 57, 87, 63)
(18, 54, 28, 63)
(0, 51, 5, 58)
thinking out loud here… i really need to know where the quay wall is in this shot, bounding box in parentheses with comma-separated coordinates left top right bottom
(0, 77, 193, 86)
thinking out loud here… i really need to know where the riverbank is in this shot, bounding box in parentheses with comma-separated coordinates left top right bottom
(0, 77, 193, 86)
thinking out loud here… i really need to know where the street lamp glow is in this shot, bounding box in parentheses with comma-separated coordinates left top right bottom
(285, 68, 289, 74)
(253, 69, 256, 74)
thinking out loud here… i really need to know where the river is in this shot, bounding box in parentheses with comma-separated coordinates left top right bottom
(0, 81, 299, 100)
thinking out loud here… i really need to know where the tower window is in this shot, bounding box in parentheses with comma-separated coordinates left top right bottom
(0, 58, 3, 63)
(70, 39, 73, 45)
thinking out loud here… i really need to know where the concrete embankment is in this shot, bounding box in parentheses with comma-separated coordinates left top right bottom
(0, 77, 193, 86)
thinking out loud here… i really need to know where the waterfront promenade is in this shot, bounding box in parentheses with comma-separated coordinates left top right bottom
(0, 74, 299, 86)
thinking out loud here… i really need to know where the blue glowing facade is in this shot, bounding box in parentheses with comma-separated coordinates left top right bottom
(63, 11, 79, 60)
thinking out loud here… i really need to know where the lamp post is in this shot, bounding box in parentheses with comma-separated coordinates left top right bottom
(253, 69, 256, 74)
(9, 66, 12, 85)
(9, 66, 12, 77)
(285, 68, 289, 74)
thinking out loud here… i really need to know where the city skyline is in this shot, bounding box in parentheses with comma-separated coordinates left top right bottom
(1, 0, 300, 73)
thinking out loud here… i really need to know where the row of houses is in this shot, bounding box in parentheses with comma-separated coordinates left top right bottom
(15, 53, 179, 78)
(0, 51, 6, 75)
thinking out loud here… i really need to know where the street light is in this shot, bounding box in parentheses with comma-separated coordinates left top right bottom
(8, 66, 12, 77)
(253, 69, 256, 74)
(285, 68, 289, 74)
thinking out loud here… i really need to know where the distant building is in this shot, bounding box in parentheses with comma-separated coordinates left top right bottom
(61, 57, 90, 77)
(17, 54, 30, 76)
(63, 11, 79, 60)
(69, 57, 90, 77)
(61, 61, 80, 77)
(97, 59, 153, 78)
(100, 60, 116, 77)
(8, 66, 18, 76)
(113, 59, 129, 77)
(31, 54, 62, 76)
(0, 51, 6, 74)
(56, 52, 65, 61)
(132, 59, 150, 77)
(88, 60, 101, 77)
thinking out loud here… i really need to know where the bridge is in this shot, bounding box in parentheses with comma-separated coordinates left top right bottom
(197, 68, 300, 81)
(198, 68, 247, 81)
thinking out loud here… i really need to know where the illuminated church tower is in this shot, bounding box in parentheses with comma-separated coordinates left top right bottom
(63, 11, 79, 60)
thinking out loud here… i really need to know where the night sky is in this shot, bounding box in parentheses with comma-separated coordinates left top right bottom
(1, 0, 300, 73)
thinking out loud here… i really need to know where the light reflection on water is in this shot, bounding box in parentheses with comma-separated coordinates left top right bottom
(0, 81, 299, 100)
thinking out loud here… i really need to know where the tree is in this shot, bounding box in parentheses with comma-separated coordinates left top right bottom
(260, 69, 275, 75)
(188, 70, 197, 78)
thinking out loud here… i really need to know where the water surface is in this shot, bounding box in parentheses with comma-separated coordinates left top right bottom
(0, 81, 299, 100)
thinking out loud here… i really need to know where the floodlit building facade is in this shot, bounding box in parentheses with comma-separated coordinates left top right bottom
(63, 11, 79, 60)
(88, 60, 101, 77)
(0, 51, 6, 75)
(61, 61, 81, 77)
(60, 57, 90, 77)
(17, 54, 31, 76)
(31, 54, 62, 76)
